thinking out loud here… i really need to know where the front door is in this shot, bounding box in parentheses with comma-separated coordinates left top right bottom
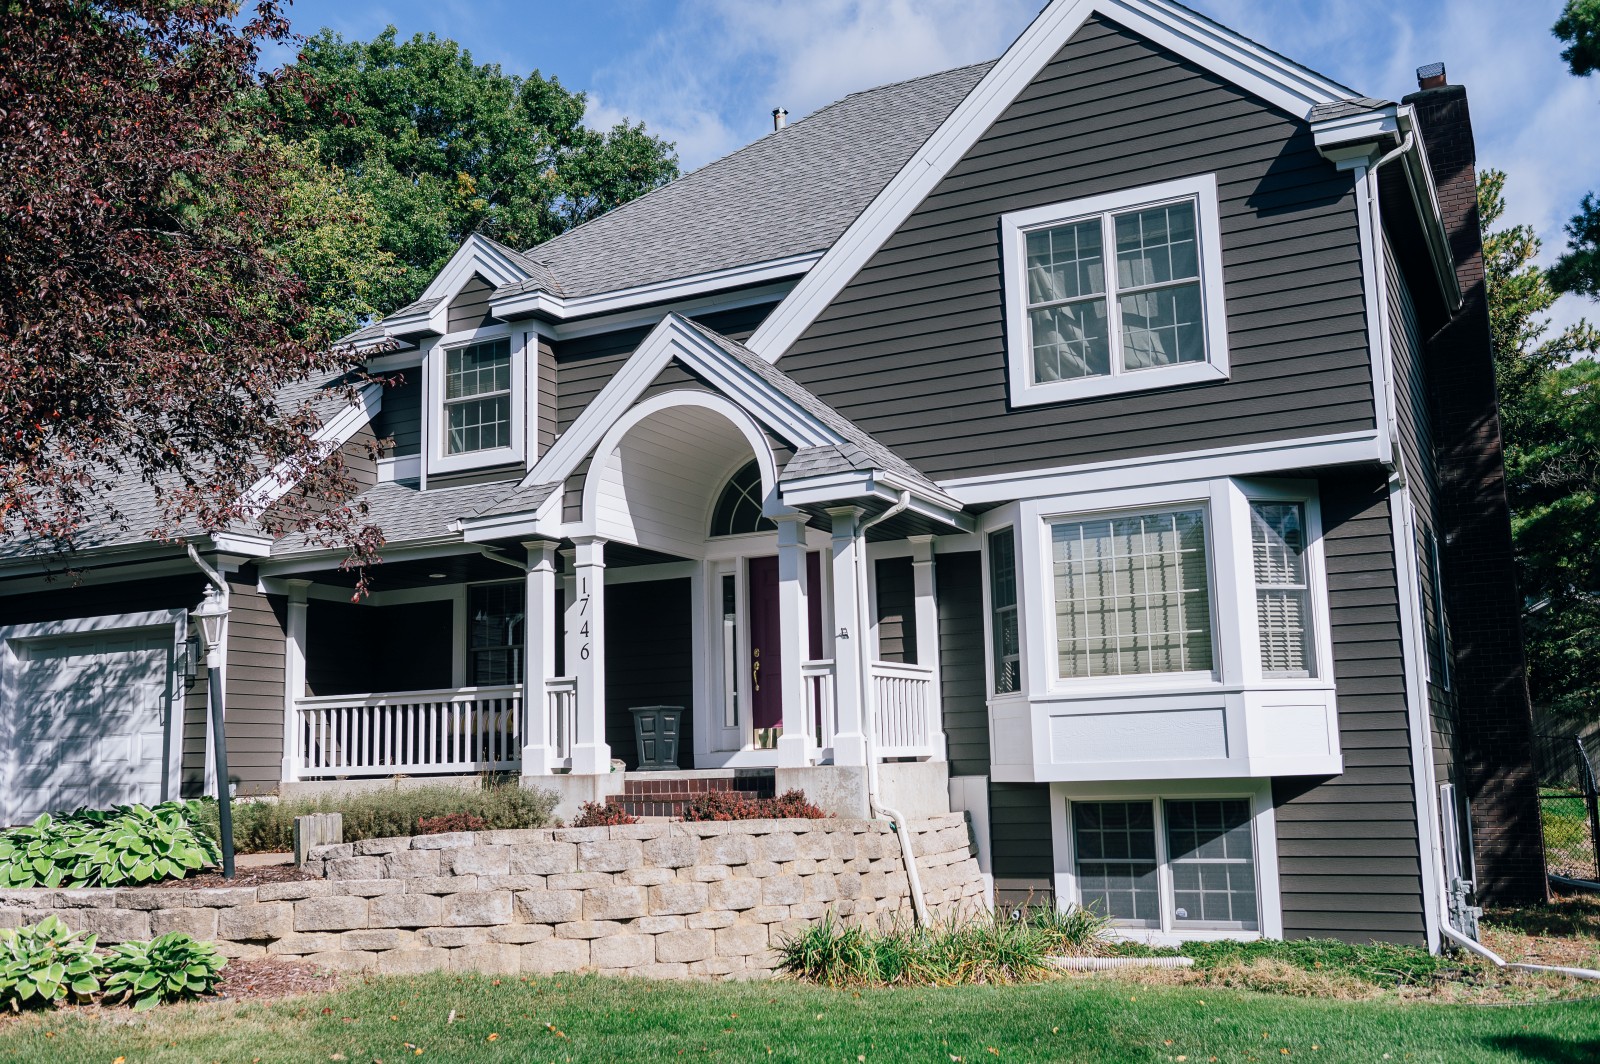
(746, 555, 782, 748)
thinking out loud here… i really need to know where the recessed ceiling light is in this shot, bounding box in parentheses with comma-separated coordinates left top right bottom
(428, 573, 448, 579)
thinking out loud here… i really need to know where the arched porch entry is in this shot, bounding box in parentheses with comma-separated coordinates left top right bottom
(532, 392, 833, 774)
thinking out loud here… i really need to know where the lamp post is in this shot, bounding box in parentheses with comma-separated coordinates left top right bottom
(193, 586, 235, 879)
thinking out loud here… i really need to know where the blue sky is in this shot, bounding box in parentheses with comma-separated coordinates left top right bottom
(267, 0, 1600, 330)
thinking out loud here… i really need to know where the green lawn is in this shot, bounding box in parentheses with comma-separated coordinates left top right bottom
(1, 972, 1596, 1064)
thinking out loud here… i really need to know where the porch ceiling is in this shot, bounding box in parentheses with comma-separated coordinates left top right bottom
(297, 550, 523, 592)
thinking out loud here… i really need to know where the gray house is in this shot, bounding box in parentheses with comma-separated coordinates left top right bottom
(0, 0, 1545, 951)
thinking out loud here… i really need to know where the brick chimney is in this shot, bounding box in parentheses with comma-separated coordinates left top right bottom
(1401, 66, 1548, 904)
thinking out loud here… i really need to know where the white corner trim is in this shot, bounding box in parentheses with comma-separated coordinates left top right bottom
(938, 430, 1381, 506)
(748, 0, 1353, 362)
(1000, 173, 1229, 407)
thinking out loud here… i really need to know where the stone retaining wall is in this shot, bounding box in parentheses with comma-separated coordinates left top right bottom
(0, 814, 985, 980)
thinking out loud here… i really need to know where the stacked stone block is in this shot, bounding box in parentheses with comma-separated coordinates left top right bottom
(0, 814, 986, 980)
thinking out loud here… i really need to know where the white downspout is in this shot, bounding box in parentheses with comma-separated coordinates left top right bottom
(853, 490, 931, 926)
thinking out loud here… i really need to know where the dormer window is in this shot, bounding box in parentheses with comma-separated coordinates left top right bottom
(1002, 174, 1230, 407)
(445, 338, 512, 455)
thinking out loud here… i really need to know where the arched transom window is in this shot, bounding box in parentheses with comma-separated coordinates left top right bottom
(710, 460, 776, 537)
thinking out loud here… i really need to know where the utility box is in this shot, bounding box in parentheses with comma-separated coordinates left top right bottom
(630, 706, 683, 770)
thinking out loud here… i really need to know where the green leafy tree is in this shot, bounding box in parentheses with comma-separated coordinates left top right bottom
(268, 28, 679, 311)
(1480, 170, 1600, 722)
(1552, 2, 1600, 295)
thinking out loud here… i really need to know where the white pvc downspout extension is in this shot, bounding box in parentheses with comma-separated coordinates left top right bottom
(854, 490, 931, 926)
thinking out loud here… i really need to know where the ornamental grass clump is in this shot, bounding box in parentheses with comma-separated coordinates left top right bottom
(0, 801, 221, 888)
(221, 776, 559, 852)
(776, 905, 1112, 988)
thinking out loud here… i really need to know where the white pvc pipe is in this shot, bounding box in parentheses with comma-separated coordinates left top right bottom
(1049, 955, 1194, 971)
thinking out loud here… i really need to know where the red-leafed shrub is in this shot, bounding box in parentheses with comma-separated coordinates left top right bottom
(681, 789, 829, 822)
(763, 790, 829, 819)
(416, 812, 487, 835)
(571, 801, 637, 828)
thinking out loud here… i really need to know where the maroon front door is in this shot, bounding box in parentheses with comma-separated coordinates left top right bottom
(746, 555, 782, 741)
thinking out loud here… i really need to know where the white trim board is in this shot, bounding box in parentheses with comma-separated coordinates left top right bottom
(748, 0, 1354, 362)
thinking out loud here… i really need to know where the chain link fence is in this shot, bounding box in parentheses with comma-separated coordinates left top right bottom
(1534, 730, 1600, 882)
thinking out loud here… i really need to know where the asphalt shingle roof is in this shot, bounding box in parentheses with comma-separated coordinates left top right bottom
(272, 478, 518, 556)
(1308, 96, 1394, 122)
(495, 61, 995, 301)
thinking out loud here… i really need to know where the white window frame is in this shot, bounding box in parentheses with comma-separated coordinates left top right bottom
(1001, 174, 1230, 408)
(424, 323, 529, 476)
(1049, 778, 1283, 944)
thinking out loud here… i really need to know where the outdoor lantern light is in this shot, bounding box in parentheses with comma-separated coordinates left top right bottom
(182, 633, 202, 686)
(192, 586, 236, 880)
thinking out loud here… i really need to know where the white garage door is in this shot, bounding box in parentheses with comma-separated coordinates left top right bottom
(7, 629, 173, 825)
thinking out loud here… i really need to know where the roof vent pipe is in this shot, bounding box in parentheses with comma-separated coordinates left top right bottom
(772, 108, 788, 131)
(1416, 62, 1447, 90)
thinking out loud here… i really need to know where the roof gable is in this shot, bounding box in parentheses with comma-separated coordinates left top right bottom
(748, 0, 1357, 362)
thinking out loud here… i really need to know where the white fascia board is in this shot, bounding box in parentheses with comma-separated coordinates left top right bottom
(939, 430, 1382, 506)
(780, 472, 971, 530)
(551, 282, 798, 341)
(242, 381, 383, 517)
(208, 532, 274, 557)
(490, 252, 821, 325)
(1311, 109, 1400, 152)
(748, 0, 1353, 362)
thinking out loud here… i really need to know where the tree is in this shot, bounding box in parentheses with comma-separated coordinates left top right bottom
(1479, 169, 1600, 722)
(0, 1, 383, 569)
(1552, 2, 1600, 295)
(268, 28, 680, 311)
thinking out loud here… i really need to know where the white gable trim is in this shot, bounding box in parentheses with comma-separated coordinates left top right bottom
(747, 0, 1353, 362)
(242, 381, 384, 518)
(385, 235, 536, 339)
(515, 314, 836, 498)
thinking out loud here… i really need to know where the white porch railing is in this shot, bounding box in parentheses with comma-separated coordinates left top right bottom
(801, 659, 836, 752)
(870, 661, 935, 758)
(545, 676, 577, 762)
(295, 685, 522, 778)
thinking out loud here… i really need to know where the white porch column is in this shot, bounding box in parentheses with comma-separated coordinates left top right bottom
(522, 540, 561, 775)
(827, 507, 868, 766)
(909, 535, 947, 761)
(566, 536, 611, 775)
(775, 515, 814, 768)
(280, 580, 310, 783)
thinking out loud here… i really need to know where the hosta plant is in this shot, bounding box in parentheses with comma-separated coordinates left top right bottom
(102, 933, 227, 1011)
(0, 802, 221, 888)
(0, 916, 101, 1010)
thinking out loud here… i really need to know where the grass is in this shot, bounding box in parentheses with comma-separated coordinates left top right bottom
(190, 777, 559, 854)
(776, 906, 1112, 987)
(0, 971, 1596, 1063)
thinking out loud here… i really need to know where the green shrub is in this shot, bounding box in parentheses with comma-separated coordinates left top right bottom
(221, 777, 559, 853)
(0, 802, 221, 888)
(0, 915, 101, 1010)
(102, 932, 227, 1011)
(776, 906, 1108, 988)
(682, 789, 829, 822)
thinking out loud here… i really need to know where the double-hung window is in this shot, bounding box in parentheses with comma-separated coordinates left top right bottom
(1251, 501, 1314, 677)
(444, 338, 513, 455)
(1071, 796, 1260, 932)
(1002, 175, 1228, 406)
(1049, 508, 1214, 681)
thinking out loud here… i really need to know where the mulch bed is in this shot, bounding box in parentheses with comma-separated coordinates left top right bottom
(213, 957, 342, 1002)
(145, 864, 320, 890)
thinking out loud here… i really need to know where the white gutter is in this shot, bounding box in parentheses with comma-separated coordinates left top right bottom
(853, 490, 931, 926)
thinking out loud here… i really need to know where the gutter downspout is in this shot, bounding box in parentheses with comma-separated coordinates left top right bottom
(853, 490, 931, 926)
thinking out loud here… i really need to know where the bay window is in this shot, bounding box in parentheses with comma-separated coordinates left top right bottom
(1050, 508, 1213, 680)
(1002, 175, 1229, 407)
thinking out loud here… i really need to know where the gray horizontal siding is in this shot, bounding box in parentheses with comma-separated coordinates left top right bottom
(373, 375, 422, 458)
(936, 551, 990, 777)
(537, 337, 557, 455)
(873, 557, 915, 665)
(989, 781, 1054, 905)
(225, 571, 287, 796)
(555, 303, 778, 435)
(779, 14, 1375, 482)
(1273, 472, 1426, 945)
(447, 273, 496, 333)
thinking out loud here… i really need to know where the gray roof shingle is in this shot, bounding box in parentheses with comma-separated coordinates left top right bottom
(1308, 96, 1394, 122)
(495, 61, 995, 302)
(272, 478, 519, 556)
